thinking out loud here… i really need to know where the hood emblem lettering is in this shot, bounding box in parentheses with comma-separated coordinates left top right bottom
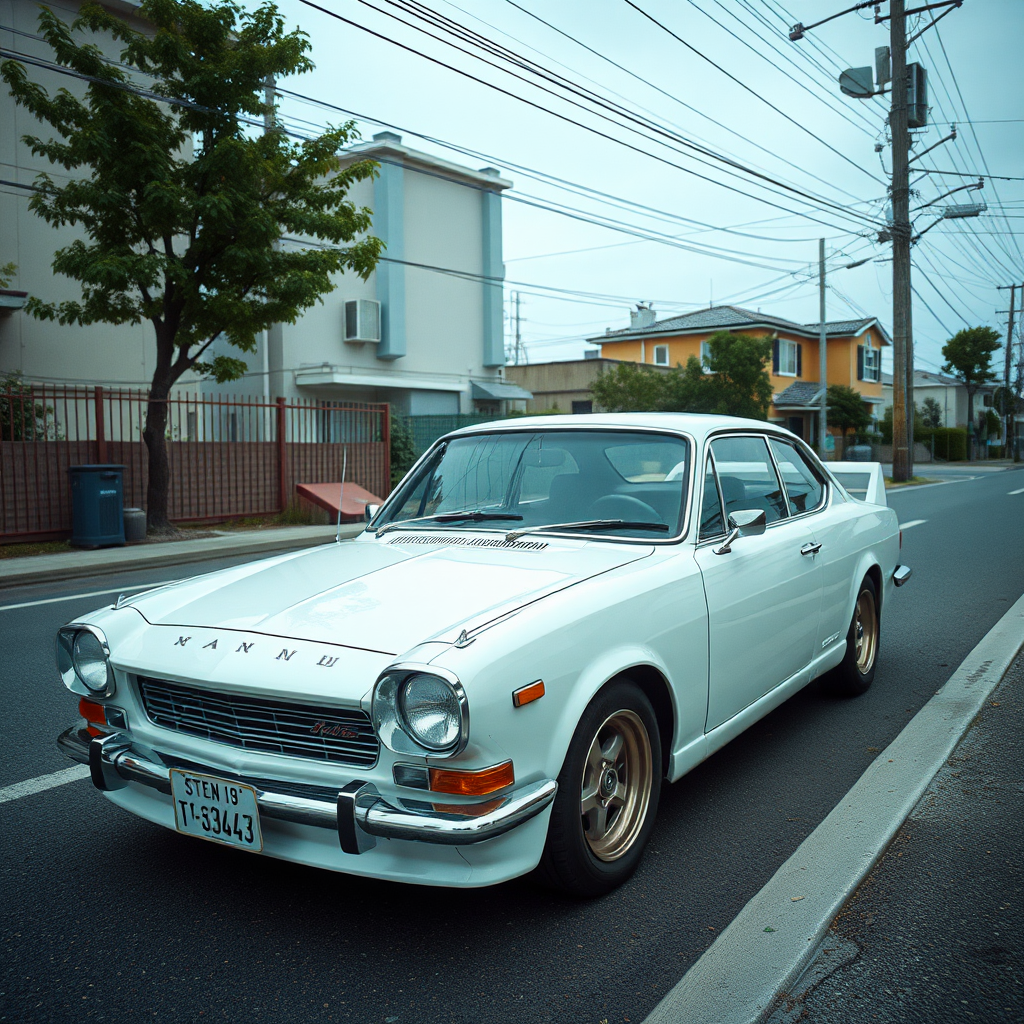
(317, 655, 339, 668)
(311, 721, 359, 739)
(236, 642, 253, 654)
(276, 649, 298, 661)
(202, 639, 218, 650)
(174, 636, 191, 647)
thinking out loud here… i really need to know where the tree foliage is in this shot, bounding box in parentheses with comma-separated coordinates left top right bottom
(941, 326, 1001, 453)
(826, 384, 871, 437)
(920, 396, 943, 429)
(591, 332, 773, 419)
(1, 1, 381, 530)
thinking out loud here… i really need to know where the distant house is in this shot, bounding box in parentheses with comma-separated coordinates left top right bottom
(881, 369, 996, 429)
(592, 304, 889, 442)
(505, 355, 669, 414)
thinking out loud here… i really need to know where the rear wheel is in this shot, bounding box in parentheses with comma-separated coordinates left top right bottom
(826, 575, 879, 697)
(537, 680, 661, 897)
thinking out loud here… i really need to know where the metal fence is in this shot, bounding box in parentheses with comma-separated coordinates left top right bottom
(0, 385, 390, 542)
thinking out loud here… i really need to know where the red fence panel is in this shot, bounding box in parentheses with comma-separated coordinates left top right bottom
(0, 385, 390, 541)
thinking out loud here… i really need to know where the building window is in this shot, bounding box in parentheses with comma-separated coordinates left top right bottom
(778, 338, 798, 376)
(862, 345, 880, 382)
(982, 393, 992, 407)
(700, 340, 713, 373)
(653, 344, 669, 366)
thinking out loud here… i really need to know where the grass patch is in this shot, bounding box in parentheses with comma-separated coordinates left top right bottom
(884, 476, 940, 488)
(0, 540, 74, 559)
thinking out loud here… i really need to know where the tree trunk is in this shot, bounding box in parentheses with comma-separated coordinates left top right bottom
(143, 373, 174, 534)
(966, 386, 976, 462)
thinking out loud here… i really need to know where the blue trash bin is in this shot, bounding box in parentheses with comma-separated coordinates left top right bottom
(69, 465, 126, 548)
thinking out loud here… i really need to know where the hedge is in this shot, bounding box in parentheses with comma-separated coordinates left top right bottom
(925, 427, 968, 461)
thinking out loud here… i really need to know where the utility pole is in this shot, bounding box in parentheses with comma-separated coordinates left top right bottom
(819, 239, 828, 455)
(998, 283, 1020, 460)
(513, 291, 523, 365)
(889, 0, 913, 481)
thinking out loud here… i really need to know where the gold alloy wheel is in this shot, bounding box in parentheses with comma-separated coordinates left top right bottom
(854, 589, 879, 675)
(580, 709, 653, 862)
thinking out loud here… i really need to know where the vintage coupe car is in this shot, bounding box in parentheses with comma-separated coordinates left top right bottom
(56, 414, 911, 896)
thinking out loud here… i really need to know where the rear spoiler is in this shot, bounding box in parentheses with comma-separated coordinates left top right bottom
(827, 461, 887, 506)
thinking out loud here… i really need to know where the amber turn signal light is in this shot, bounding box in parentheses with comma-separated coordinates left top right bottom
(428, 760, 515, 796)
(78, 697, 106, 725)
(512, 680, 545, 708)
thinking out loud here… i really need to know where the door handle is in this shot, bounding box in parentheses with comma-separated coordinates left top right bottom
(800, 542, 822, 556)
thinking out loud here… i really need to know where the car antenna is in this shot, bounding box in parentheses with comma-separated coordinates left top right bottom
(335, 446, 347, 544)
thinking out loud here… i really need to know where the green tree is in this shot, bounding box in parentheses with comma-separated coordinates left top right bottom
(941, 326, 1002, 458)
(921, 396, 943, 429)
(662, 331, 773, 418)
(2, 1, 381, 533)
(590, 361, 668, 412)
(0, 371, 60, 441)
(389, 414, 418, 489)
(826, 384, 871, 439)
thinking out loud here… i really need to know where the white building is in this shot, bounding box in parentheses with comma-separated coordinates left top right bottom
(207, 132, 525, 415)
(2, 2, 527, 413)
(881, 369, 996, 428)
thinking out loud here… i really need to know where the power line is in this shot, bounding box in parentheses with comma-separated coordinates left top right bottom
(621, 0, 884, 183)
(500, 0, 873, 205)
(291, 0, 882, 231)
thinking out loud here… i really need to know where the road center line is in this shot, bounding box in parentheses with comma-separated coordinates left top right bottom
(1009, 487, 1024, 496)
(899, 519, 927, 529)
(0, 581, 171, 613)
(0, 765, 91, 805)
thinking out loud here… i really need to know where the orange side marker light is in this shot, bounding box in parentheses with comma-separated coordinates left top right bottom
(512, 680, 545, 708)
(428, 761, 515, 797)
(78, 697, 106, 725)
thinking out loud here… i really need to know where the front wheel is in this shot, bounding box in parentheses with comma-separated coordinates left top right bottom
(537, 680, 662, 897)
(826, 575, 880, 697)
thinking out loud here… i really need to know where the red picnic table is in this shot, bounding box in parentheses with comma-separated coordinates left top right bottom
(295, 482, 384, 522)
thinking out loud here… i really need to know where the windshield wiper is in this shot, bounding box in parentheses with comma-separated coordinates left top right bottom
(505, 520, 669, 541)
(376, 510, 523, 537)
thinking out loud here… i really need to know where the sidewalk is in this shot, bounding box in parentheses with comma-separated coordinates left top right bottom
(0, 523, 365, 590)
(770, 649, 1023, 1023)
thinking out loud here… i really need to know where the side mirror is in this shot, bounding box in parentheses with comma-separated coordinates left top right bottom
(714, 508, 767, 555)
(364, 503, 380, 523)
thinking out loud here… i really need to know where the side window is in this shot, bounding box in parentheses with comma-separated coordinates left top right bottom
(769, 438, 825, 514)
(698, 456, 725, 539)
(709, 435, 789, 524)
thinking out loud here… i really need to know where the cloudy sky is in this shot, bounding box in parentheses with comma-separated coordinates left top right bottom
(267, 0, 1023, 375)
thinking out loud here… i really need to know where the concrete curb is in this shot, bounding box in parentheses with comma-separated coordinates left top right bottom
(0, 523, 366, 590)
(642, 589, 1024, 1024)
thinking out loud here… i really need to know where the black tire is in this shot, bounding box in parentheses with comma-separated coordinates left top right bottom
(826, 575, 880, 697)
(537, 679, 662, 897)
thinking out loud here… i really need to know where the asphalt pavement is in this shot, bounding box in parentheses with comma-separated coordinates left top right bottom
(1, 465, 1023, 1024)
(770, 649, 1023, 1024)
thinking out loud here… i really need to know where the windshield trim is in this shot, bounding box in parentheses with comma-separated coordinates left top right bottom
(368, 426, 696, 546)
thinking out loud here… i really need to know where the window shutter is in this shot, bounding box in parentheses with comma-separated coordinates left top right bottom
(857, 345, 864, 381)
(796, 344, 803, 378)
(772, 339, 779, 374)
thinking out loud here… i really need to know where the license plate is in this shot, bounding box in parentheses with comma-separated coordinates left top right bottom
(170, 770, 263, 852)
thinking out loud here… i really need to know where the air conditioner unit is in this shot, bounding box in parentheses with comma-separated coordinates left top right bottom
(344, 299, 381, 343)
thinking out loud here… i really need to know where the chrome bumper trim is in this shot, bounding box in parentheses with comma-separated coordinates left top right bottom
(58, 726, 557, 853)
(893, 564, 912, 587)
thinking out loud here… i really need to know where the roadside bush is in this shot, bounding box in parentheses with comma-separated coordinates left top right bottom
(389, 413, 417, 488)
(929, 427, 967, 461)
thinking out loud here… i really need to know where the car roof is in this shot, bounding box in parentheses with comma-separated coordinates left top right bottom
(447, 412, 789, 444)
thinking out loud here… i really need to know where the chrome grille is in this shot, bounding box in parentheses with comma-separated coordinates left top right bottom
(137, 677, 379, 767)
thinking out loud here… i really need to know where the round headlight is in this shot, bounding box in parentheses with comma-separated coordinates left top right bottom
(72, 631, 110, 692)
(399, 673, 462, 751)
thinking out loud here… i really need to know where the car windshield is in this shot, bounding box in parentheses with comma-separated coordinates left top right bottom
(376, 429, 691, 540)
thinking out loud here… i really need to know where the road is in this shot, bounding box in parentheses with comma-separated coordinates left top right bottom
(3, 467, 1023, 1024)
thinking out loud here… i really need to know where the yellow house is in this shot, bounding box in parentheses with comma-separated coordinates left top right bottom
(593, 305, 889, 443)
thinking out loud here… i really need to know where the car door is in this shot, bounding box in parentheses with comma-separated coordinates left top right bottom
(694, 434, 823, 732)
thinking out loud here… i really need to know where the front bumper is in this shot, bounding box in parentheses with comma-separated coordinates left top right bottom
(58, 726, 557, 855)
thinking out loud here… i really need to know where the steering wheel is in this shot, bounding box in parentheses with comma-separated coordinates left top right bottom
(588, 494, 662, 523)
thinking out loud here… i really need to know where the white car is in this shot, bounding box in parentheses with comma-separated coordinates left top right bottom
(56, 414, 911, 896)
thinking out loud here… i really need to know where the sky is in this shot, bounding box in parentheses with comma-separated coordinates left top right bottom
(264, 0, 1023, 376)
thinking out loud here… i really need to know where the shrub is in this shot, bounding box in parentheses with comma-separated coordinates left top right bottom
(930, 427, 967, 461)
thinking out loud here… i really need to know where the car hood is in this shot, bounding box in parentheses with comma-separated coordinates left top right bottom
(126, 535, 653, 656)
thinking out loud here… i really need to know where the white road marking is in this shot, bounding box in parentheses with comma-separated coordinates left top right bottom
(1009, 487, 1024, 496)
(0, 765, 91, 805)
(899, 519, 927, 530)
(0, 581, 170, 614)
